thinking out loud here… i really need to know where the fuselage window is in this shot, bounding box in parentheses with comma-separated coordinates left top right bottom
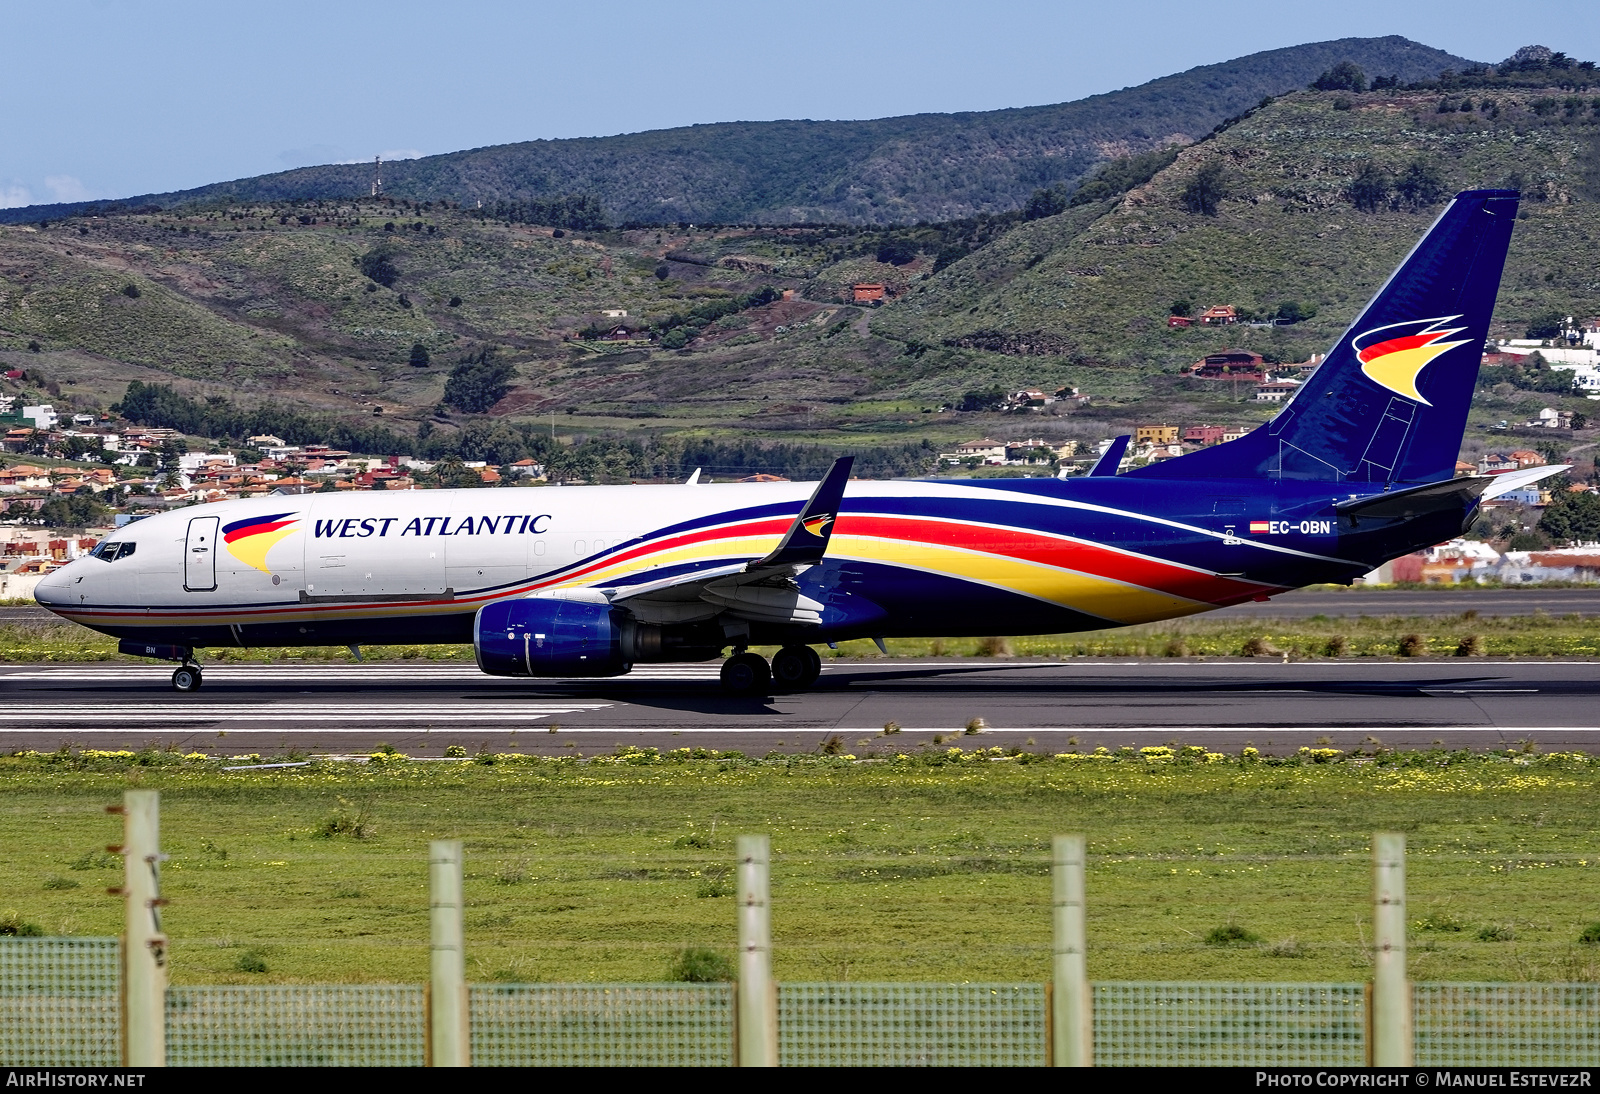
(90, 541, 136, 562)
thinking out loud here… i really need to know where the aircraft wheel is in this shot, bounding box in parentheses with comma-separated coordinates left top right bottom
(799, 645, 822, 686)
(171, 666, 202, 692)
(771, 646, 814, 691)
(720, 652, 772, 697)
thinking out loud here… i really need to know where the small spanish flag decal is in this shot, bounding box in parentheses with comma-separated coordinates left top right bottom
(1249, 520, 1270, 533)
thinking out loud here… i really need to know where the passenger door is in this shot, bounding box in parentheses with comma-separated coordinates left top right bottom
(184, 516, 219, 592)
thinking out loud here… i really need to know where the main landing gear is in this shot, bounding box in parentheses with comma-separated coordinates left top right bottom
(720, 645, 822, 696)
(171, 662, 203, 692)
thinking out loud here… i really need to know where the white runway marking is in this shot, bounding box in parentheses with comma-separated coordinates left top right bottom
(0, 703, 611, 727)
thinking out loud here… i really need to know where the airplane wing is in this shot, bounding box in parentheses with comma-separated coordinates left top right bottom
(606, 456, 854, 627)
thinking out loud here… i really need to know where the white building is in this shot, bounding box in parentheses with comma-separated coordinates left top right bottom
(21, 405, 56, 430)
(178, 453, 237, 472)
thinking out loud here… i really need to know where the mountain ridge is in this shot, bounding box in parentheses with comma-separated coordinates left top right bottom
(0, 36, 1474, 227)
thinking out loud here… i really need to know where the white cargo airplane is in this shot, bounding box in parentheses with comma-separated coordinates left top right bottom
(35, 190, 1554, 695)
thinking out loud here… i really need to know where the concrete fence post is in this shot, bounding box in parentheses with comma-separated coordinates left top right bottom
(1051, 834, 1092, 1066)
(120, 790, 166, 1067)
(429, 840, 469, 1067)
(736, 834, 776, 1067)
(1372, 832, 1412, 1067)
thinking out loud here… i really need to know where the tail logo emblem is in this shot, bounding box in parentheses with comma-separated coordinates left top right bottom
(222, 512, 300, 574)
(1354, 315, 1470, 406)
(802, 514, 834, 537)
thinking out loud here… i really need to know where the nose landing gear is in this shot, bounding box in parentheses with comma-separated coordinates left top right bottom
(171, 663, 203, 692)
(719, 645, 821, 696)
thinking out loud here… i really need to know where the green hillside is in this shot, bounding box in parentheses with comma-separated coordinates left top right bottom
(0, 37, 1470, 228)
(4, 82, 1600, 480)
(878, 87, 1600, 366)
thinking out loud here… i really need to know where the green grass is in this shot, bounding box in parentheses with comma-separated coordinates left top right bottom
(4, 747, 1600, 986)
(6, 612, 1600, 663)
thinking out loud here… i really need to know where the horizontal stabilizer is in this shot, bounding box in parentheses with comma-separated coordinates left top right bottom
(1335, 465, 1570, 523)
(1480, 463, 1570, 501)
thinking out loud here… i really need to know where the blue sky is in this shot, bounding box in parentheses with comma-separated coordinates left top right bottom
(2, 0, 1596, 208)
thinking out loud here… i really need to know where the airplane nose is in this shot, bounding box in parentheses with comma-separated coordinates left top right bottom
(33, 566, 71, 606)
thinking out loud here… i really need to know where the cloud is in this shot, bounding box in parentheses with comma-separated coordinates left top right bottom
(44, 176, 93, 203)
(0, 185, 33, 210)
(277, 144, 347, 168)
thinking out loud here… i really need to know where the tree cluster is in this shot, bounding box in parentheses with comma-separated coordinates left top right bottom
(1538, 488, 1600, 545)
(475, 194, 609, 231)
(1346, 158, 1449, 213)
(1181, 162, 1227, 216)
(441, 350, 517, 413)
(114, 381, 416, 457)
(356, 244, 401, 287)
(1311, 61, 1367, 93)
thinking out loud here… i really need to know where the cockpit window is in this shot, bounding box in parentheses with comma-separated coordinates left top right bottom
(90, 540, 136, 562)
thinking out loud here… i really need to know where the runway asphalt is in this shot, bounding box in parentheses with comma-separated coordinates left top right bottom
(4, 658, 1599, 757)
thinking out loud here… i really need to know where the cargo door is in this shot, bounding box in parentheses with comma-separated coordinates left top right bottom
(183, 516, 219, 592)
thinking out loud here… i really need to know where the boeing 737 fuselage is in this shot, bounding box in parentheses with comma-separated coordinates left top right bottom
(35, 190, 1557, 694)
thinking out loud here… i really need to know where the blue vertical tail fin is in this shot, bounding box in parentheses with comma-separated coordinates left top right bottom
(1132, 189, 1519, 485)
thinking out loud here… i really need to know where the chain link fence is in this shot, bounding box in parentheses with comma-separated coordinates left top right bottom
(165, 985, 425, 1067)
(12, 939, 1600, 1066)
(1093, 982, 1367, 1066)
(1416, 983, 1600, 1067)
(0, 937, 120, 1067)
(778, 983, 1046, 1066)
(470, 983, 732, 1066)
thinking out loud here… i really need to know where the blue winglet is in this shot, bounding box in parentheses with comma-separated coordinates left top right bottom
(1088, 436, 1130, 477)
(749, 456, 855, 568)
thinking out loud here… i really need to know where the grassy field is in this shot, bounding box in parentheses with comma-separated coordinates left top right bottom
(4, 609, 1600, 663)
(3, 748, 1599, 987)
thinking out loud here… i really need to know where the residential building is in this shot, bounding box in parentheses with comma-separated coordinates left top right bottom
(1005, 439, 1057, 464)
(1199, 305, 1238, 325)
(851, 283, 886, 303)
(1524, 408, 1573, 429)
(247, 434, 286, 448)
(1253, 380, 1302, 404)
(1222, 426, 1252, 443)
(952, 439, 1005, 461)
(1166, 315, 1193, 328)
(22, 405, 57, 430)
(1508, 449, 1547, 468)
(1135, 425, 1179, 446)
(1182, 425, 1227, 446)
(1189, 350, 1267, 381)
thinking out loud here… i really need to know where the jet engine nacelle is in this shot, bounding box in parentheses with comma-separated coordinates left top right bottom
(474, 593, 633, 677)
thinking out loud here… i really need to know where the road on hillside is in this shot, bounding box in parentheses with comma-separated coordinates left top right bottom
(2, 658, 1596, 757)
